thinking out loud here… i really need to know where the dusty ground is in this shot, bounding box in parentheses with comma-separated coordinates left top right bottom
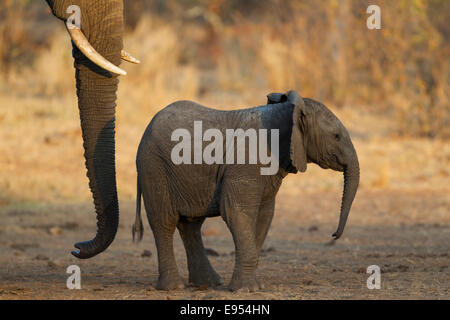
(0, 189, 448, 300)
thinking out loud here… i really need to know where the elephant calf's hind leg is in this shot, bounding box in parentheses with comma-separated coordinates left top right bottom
(177, 218, 223, 287)
(152, 224, 185, 290)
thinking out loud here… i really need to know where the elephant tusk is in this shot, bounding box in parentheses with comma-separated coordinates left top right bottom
(66, 24, 127, 76)
(121, 50, 140, 64)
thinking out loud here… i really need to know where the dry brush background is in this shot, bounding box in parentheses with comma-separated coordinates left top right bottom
(0, 0, 449, 299)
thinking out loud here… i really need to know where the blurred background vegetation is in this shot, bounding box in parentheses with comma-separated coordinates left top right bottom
(0, 0, 449, 204)
(0, 0, 450, 137)
(1, 0, 449, 137)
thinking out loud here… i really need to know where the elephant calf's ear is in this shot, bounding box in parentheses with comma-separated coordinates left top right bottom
(267, 92, 287, 104)
(288, 91, 308, 173)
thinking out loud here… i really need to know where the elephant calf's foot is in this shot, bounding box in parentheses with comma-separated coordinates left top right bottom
(189, 267, 224, 288)
(156, 273, 185, 291)
(228, 272, 264, 292)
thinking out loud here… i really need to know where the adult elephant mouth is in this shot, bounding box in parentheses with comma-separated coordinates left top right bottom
(66, 23, 139, 76)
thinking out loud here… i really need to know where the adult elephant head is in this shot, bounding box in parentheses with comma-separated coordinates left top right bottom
(268, 91, 360, 240)
(46, 0, 138, 259)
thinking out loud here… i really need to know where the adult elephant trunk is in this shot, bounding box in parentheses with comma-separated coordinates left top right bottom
(46, 0, 125, 258)
(332, 150, 360, 240)
(71, 1, 124, 259)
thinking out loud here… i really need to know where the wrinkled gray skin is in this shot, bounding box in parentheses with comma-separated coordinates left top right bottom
(46, 0, 124, 258)
(134, 90, 360, 291)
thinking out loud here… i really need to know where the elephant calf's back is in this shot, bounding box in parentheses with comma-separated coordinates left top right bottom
(137, 101, 225, 218)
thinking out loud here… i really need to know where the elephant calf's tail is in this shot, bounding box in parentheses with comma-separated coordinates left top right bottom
(132, 177, 144, 242)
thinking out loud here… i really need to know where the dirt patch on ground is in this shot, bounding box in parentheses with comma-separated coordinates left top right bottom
(0, 190, 448, 300)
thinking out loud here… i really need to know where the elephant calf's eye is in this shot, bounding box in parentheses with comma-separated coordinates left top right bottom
(334, 133, 341, 141)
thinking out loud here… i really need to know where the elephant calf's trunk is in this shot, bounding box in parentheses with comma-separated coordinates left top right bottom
(332, 156, 360, 239)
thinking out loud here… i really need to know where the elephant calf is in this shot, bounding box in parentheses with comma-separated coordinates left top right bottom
(133, 90, 359, 291)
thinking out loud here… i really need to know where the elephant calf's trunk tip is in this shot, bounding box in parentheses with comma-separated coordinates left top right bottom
(332, 229, 343, 240)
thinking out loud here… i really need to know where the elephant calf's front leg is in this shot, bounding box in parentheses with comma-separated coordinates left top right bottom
(255, 199, 275, 256)
(225, 208, 264, 292)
